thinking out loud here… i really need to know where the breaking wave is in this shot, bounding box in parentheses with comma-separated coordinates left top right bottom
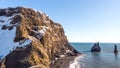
(69, 54, 85, 68)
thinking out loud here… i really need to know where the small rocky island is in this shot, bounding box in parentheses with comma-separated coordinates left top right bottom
(114, 44, 118, 53)
(91, 42, 101, 52)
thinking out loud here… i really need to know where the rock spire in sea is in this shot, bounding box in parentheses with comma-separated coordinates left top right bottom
(91, 42, 101, 52)
(114, 44, 118, 53)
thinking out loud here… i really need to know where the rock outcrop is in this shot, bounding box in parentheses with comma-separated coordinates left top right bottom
(114, 44, 118, 53)
(0, 7, 79, 68)
(91, 42, 101, 52)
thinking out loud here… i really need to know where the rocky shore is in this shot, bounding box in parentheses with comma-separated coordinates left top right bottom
(50, 55, 78, 68)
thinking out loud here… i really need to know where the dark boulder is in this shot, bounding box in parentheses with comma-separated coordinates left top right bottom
(91, 42, 101, 52)
(114, 44, 118, 53)
(0, 9, 6, 16)
(2, 25, 7, 30)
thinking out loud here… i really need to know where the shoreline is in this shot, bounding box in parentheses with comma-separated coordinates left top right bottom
(50, 54, 83, 68)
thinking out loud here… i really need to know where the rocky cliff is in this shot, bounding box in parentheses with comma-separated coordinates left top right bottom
(0, 7, 79, 68)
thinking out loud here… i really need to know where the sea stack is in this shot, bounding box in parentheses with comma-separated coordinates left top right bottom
(0, 7, 80, 68)
(91, 42, 101, 52)
(114, 44, 118, 53)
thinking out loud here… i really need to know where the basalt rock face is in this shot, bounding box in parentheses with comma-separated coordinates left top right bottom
(0, 7, 78, 68)
(91, 42, 101, 52)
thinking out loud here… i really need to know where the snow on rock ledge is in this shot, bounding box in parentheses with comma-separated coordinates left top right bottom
(0, 14, 31, 59)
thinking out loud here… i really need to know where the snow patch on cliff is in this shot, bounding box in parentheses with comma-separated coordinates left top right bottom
(31, 26, 49, 40)
(0, 15, 31, 60)
(0, 14, 20, 27)
(0, 27, 32, 59)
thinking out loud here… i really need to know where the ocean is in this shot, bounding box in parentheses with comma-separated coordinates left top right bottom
(70, 43, 120, 68)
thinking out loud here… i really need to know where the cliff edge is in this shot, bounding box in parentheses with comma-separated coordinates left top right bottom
(0, 7, 79, 68)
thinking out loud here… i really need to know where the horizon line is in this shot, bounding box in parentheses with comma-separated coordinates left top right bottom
(69, 42, 120, 43)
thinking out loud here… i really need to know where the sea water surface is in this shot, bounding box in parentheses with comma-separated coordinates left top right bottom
(71, 43, 120, 68)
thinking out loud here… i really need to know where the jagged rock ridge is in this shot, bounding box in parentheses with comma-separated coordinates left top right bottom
(0, 7, 79, 68)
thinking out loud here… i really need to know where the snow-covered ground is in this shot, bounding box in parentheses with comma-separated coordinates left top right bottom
(0, 15, 31, 59)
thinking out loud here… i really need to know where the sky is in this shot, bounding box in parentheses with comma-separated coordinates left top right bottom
(0, 0, 120, 43)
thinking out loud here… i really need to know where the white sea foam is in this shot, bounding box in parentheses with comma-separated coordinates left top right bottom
(69, 54, 85, 68)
